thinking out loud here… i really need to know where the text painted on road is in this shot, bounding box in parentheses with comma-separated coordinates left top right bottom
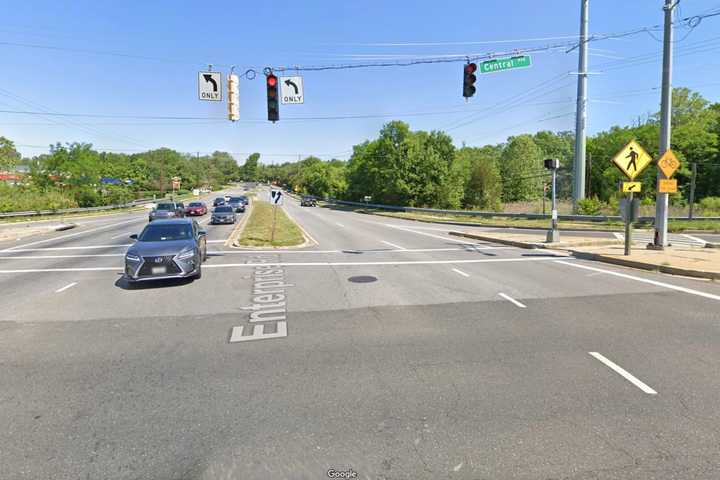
(230, 254, 292, 343)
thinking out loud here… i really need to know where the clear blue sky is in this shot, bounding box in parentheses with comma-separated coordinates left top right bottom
(2, 0, 720, 164)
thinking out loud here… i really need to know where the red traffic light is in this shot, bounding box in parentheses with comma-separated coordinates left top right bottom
(464, 63, 477, 74)
(267, 75, 278, 87)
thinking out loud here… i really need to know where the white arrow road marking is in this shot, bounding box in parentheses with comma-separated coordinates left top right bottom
(555, 260, 720, 302)
(54, 282, 78, 293)
(381, 240, 405, 250)
(682, 233, 707, 245)
(498, 292, 526, 308)
(589, 352, 657, 395)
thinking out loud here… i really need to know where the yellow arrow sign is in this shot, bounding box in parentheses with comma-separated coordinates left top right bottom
(622, 181, 641, 193)
(611, 140, 652, 180)
(658, 178, 677, 193)
(657, 149, 680, 178)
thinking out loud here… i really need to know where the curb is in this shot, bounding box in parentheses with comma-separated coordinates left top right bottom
(449, 230, 719, 281)
(55, 223, 77, 232)
(226, 203, 254, 248)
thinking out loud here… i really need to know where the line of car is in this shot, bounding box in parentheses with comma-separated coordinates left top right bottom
(127, 194, 250, 284)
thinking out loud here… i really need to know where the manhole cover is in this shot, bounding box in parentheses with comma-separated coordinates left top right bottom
(348, 275, 377, 283)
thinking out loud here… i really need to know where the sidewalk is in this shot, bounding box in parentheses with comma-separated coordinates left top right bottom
(450, 230, 720, 280)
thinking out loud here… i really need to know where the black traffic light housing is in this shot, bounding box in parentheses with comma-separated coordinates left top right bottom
(463, 62, 477, 98)
(544, 158, 560, 170)
(266, 73, 279, 122)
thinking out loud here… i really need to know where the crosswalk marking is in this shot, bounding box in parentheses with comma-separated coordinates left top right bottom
(614, 232, 706, 247)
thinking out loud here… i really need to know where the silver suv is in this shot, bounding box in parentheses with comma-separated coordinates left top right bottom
(149, 202, 185, 222)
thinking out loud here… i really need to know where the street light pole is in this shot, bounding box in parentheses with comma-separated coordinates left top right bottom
(653, 0, 676, 248)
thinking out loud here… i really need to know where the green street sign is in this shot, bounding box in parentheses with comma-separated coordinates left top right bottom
(479, 55, 532, 74)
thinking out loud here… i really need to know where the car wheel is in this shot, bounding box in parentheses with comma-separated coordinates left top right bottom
(193, 263, 202, 280)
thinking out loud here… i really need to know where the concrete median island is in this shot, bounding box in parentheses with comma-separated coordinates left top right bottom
(229, 200, 307, 248)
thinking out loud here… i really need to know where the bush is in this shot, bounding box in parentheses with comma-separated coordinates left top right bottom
(74, 187, 102, 207)
(0, 185, 77, 212)
(699, 197, 720, 215)
(576, 197, 603, 215)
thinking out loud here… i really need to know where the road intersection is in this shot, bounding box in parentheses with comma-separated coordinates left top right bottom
(2, 187, 720, 479)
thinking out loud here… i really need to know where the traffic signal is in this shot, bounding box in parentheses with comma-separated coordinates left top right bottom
(463, 62, 477, 98)
(227, 73, 239, 121)
(266, 73, 279, 122)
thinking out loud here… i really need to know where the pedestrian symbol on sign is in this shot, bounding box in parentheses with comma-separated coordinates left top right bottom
(626, 147, 639, 173)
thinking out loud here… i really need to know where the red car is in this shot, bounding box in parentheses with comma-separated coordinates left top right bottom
(184, 201, 207, 216)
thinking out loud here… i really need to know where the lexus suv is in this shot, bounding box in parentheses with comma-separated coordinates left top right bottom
(124, 218, 207, 283)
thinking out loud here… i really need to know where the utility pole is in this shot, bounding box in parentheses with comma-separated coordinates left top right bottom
(572, 0, 589, 211)
(653, 0, 676, 248)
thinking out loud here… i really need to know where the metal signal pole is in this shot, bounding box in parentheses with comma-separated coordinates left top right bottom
(572, 0, 589, 210)
(653, 0, 676, 248)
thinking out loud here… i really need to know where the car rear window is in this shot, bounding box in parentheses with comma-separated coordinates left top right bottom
(214, 206, 233, 213)
(188, 202, 203, 207)
(138, 224, 192, 241)
(156, 203, 175, 211)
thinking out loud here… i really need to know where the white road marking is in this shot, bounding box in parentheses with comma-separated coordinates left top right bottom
(451, 268, 470, 277)
(206, 240, 226, 244)
(381, 240, 406, 250)
(682, 233, 707, 245)
(0, 254, 123, 259)
(0, 256, 570, 274)
(336, 222, 345, 227)
(589, 352, 657, 395)
(556, 260, 720, 302)
(2, 217, 144, 252)
(110, 232, 133, 240)
(613, 232, 624, 240)
(385, 225, 490, 245)
(229, 321, 288, 342)
(498, 292, 526, 308)
(198, 217, 212, 225)
(54, 282, 78, 293)
(3, 245, 131, 252)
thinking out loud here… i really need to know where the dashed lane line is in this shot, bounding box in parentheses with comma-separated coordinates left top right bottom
(555, 260, 720, 302)
(589, 352, 657, 395)
(381, 240, 406, 250)
(54, 282, 78, 293)
(451, 268, 470, 277)
(110, 232, 133, 240)
(498, 292, 527, 308)
(336, 222, 345, 227)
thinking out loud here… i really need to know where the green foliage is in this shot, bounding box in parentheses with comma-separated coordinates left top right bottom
(699, 197, 720, 215)
(241, 153, 260, 181)
(455, 147, 502, 210)
(576, 197, 603, 215)
(0, 136, 20, 171)
(500, 135, 543, 202)
(0, 185, 77, 212)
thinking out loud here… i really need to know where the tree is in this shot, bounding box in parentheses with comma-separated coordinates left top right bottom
(242, 153, 260, 181)
(455, 146, 502, 210)
(499, 135, 543, 202)
(0, 136, 20, 171)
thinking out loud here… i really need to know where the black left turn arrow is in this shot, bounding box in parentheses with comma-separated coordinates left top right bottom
(203, 74, 218, 92)
(284, 79, 299, 95)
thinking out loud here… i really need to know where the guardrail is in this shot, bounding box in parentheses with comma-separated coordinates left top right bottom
(0, 198, 155, 219)
(326, 199, 720, 223)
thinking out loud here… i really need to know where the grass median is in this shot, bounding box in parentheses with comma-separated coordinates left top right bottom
(237, 200, 305, 247)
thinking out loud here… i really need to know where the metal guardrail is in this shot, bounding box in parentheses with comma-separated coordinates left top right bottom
(327, 199, 720, 223)
(0, 198, 155, 219)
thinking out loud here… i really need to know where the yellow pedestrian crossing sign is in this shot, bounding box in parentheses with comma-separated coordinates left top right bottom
(611, 140, 652, 180)
(622, 181, 641, 193)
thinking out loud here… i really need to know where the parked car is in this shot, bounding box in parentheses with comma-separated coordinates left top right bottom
(213, 197, 226, 207)
(210, 205, 236, 224)
(148, 201, 185, 222)
(300, 196, 317, 207)
(185, 201, 207, 216)
(227, 197, 246, 212)
(124, 218, 207, 283)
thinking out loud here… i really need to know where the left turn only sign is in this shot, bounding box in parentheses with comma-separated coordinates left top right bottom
(280, 76, 304, 104)
(198, 71, 222, 101)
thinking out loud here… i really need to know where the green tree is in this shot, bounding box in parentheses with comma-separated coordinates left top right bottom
(0, 136, 20, 171)
(499, 135, 543, 202)
(242, 153, 260, 181)
(455, 146, 502, 210)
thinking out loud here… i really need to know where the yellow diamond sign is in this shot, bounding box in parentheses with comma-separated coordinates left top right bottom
(657, 149, 680, 178)
(611, 140, 652, 180)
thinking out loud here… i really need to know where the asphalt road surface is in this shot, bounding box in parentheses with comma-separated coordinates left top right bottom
(3, 187, 720, 479)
